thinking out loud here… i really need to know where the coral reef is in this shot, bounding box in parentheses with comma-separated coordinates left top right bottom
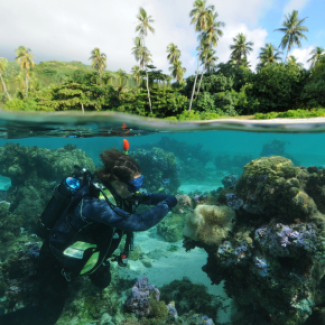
(132, 147, 181, 194)
(157, 212, 186, 242)
(0, 143, 95, 227)
(221, 174, 238, 189)
(214, 153, 252, 175)
(159, 277, 220, 320)
(260, 139, 299, 165)
(124, 276, 172, 324)
(183, 156, 325, 325)
(137, 136, 216, 184)
(183, 205, 235, 246)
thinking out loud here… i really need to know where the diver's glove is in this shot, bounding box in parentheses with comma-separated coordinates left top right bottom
(157, 195, 178, 209)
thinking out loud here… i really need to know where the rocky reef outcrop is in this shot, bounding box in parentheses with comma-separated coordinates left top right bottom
(132, 147, 181, 194)
(0, 143, 95, 228)
(184, 156, 325, 325)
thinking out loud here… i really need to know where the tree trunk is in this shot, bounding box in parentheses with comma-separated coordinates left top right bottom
(25, 69, 29, 98)
(81, 103, 84, 114)
(100, 73, 102, 87)
(0, 73, 11, 100)
(146, 70, 152, 113)
(195, 56, 207, 100)
(188, 58, 200, 112)
(285, 47, 290, 62)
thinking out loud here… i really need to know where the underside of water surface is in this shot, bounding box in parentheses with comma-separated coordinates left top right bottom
(2, 111, 325, 325)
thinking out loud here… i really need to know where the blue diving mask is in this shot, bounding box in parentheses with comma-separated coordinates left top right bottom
(128, 175, 144, 193)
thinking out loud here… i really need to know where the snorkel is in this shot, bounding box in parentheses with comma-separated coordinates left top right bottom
(122, 139, 144, 194)
(123, 139, 130, 155)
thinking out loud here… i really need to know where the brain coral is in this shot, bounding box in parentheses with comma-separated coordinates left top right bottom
(183, 205, 235, 246)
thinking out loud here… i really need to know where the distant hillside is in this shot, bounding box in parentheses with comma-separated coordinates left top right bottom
(2, 60, 135, 96)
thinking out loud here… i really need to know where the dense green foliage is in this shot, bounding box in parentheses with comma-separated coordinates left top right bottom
(0, 6, 324, 119)
(1, 58, 324, 119)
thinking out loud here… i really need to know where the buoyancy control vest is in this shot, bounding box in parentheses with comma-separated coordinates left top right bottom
(39, 166, 135, 275)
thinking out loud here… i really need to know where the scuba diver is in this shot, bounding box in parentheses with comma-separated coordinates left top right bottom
(0, 147, 191, 325)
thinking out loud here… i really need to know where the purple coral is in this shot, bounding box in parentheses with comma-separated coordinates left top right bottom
(193, 194, 207, 204)
(255, 223, 317, 257)
(124, 277, 152, 317)
(253, 256, 270, 277)
(225, 193, 243, 210)
(124, 277, 177, 318)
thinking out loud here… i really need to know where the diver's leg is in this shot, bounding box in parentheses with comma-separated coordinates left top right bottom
(88, 261, 111, 289)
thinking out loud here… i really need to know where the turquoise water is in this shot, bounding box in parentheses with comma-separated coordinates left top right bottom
(1, 112, 325, 325)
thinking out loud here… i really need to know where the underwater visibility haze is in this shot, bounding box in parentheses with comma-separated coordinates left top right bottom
(2, 112, 325, 325)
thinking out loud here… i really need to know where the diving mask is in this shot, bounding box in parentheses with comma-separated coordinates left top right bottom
(128, 175, 144, 193)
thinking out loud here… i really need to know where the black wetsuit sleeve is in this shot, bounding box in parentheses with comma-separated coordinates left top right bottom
(80, 196, 177, 232)
(138, 193, 178, 206)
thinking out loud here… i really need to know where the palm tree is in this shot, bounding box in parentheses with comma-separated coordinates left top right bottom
(89, 48, 107, 86)
(0, 57, 11, 100)
(131, 65, 141, 86)
(230, 33, 254, 66)
(287, 55, 303, 68)
(135, 7, 155, 113)
(196, 11, 224, 97)
(274, 10, 308, 61)
(117, 69, 128, 87)
(167, 43, 181, 64)
(258, 43, 282, 67)
(102, 71, 114, 86)
(204, 48, 218, 73)
(169, 60, 186, 82)
(307, 47, 325, 68)
(190, 0, 215, 32)
(15, 46, 35, 98)
(132, 37, 152, 71)
(188, 0, 215, 111)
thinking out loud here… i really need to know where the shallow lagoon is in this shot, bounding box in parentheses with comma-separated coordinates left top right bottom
(1, 113, 325, 325)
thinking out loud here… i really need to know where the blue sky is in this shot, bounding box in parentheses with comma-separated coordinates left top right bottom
(0, 0, 324, 76)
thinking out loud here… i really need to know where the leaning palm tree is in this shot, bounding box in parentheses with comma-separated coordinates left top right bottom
(274, 10, 308, 61)
(196, 11, 224, 97)
(15, 46, 35, 98)
(167, 43, 181, 64)
(307, 47, 325, 68)
(169, 60, 186, 82)
(89, 48, 107, 87)
(230, 33, 254, 66)
(0, 57, 11, 100)
(135, 7, 155, 113)
(258, 43, 282, 67)
(131, 65, 141, 86)
(132, 37, 146, 70)
(188, 0, 215, 111)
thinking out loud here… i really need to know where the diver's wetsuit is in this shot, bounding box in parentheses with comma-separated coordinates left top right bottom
(0, 192, 177, 325)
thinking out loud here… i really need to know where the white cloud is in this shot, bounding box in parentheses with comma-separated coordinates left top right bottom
(290, 46, 313, 68)
(284, 0, 311, 13)
(0, 0, 271, 76)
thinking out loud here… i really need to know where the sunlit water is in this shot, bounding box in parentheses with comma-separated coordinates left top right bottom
(1, 111, 325, 325)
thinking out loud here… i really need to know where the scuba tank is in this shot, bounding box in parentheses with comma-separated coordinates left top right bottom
(39, 166, 90, 230)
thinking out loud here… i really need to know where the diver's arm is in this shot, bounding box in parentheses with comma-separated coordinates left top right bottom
(135, 193, 177, 206)
(80, 196, 177, 232)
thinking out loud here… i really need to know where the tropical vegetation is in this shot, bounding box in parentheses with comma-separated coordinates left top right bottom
(0, 3, 325, 121)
